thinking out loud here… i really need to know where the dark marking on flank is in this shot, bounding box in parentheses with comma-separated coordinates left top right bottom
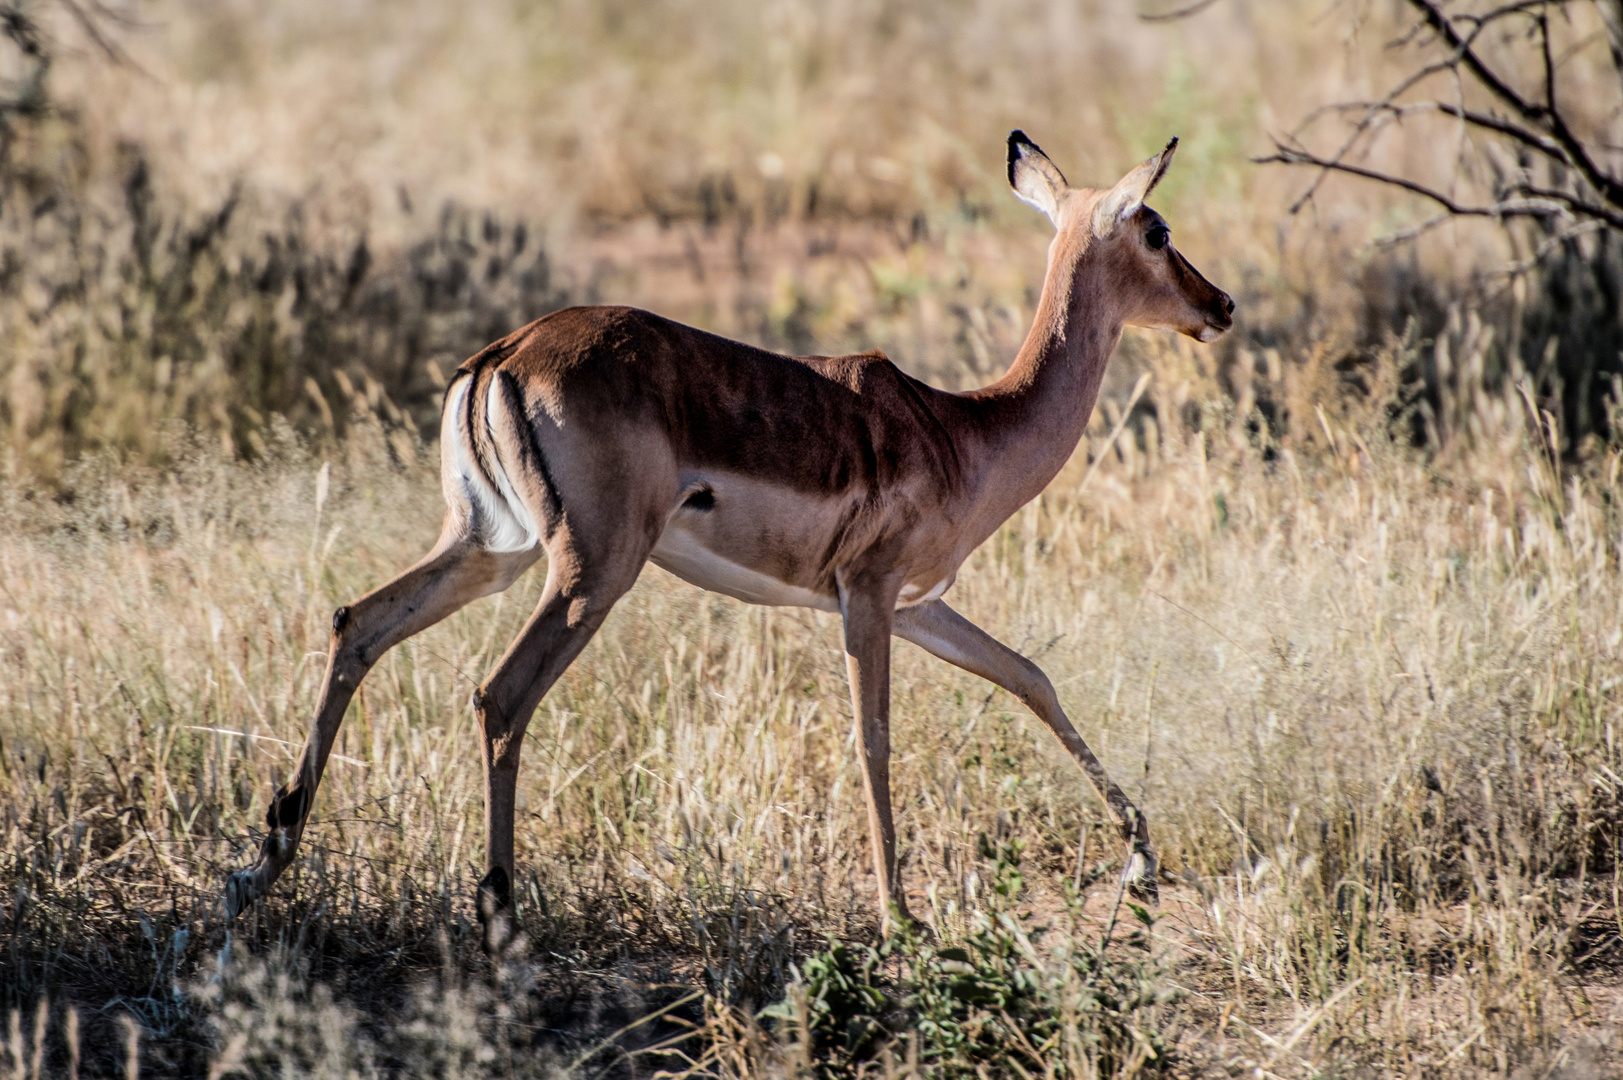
(683, 486, 716, 512)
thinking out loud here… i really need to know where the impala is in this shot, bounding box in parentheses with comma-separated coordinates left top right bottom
(225, 131, 1233, 940)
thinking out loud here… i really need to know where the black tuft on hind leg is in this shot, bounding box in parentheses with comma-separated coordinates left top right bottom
(267, 784, 310, 830)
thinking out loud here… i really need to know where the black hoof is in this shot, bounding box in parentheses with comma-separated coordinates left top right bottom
(224, 870, 258, 920)
(1123, 848, 1160, 907)
(476, 866, 515, 955)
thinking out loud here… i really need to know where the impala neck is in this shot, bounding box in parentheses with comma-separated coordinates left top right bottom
(969, 231, 1123, 521)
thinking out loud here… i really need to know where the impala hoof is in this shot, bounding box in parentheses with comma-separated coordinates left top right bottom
(223, 869, 261, 920)
(1124, 848, 1160, 907)
(477, 867, 516, 956)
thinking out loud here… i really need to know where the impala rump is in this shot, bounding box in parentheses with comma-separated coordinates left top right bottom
(441, 374, 542, 554)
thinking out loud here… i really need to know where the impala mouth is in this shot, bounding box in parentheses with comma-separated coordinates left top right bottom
(1197, 295, 1235, 342)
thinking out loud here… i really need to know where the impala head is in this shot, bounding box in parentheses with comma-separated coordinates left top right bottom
(1007, 130, 1234, 342)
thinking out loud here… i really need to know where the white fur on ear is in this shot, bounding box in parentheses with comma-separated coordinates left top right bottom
(1006, 130, 1068, 226)
(1093, 137, 1178, 238)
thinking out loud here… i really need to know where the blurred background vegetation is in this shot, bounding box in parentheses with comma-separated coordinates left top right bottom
(2, 0, 1617, 479)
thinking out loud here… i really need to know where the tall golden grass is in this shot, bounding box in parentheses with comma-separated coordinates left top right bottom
(6, 328, 1621, 1074)
(3, 0, 1623, 1076)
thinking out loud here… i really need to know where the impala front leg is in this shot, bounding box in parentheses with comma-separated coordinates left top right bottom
(838, 569, 912, 933)
(895, 600, 1159, 903)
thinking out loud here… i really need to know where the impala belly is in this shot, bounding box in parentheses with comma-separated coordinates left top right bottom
(648, 474, 954, 612)
(897, 575, 952, 606)
(650, 526, 839, 611)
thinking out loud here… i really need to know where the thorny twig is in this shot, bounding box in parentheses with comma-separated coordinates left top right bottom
(1253, 0, 1623, 240)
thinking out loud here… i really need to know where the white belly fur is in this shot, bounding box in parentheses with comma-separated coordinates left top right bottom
(651, 526, 949, 612)
(651, 527, 838, 611)
(897, 577, 951, 606)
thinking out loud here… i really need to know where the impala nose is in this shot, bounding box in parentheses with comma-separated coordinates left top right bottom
(1211, 291, 1235, 327)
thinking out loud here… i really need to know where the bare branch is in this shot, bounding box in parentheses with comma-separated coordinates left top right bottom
(1284, 58, 1467, 212)
(1297, 97, 1560, 166)
(1538, 11, 1556, 116)
(84, 0, 147, 31)
(1505, 180, 1623, 228)
(1604, 0, 1623, 96)
(0, 3, 50, 128)
(1302, 99, 1567, 169)
(1138, 0, 1225, 23)
(1434, 103, 1569, 162)
(1263, 2, 1623, 236)
(1407, 0, 1623, 206)
(1371, 213, 1462, 247)
(1278, 6, 1555, 216)
(1453, 0, 1585, 28)
(1497, 218, 1608, 275)
(56, 0, 149, 77)
(1411, 0, 1550, 112)
(1256, 141, 1573, 221)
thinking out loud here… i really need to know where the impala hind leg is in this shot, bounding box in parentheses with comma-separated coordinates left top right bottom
(894, 600, 1159, 904)
(224, 534, 537, 918)
(470, 538, 649, 952)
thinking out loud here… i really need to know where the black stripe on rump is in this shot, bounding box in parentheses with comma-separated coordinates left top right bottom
(493, 368, 565, 531)
(459, 340, 520, 503)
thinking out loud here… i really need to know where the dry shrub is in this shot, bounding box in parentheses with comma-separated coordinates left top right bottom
(0, 157, 570, 476)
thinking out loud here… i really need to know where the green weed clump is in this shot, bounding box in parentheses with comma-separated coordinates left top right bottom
(766, 841, 1176, 1080)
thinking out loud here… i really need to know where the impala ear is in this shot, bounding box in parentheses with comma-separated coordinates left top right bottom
(1092, 137, 1177, 238)
(1007, 130, 1068, 225)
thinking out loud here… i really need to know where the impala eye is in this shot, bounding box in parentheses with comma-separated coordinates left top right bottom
(1146, 225, 1170, 250)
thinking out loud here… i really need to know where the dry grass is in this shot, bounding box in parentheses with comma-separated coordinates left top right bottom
(4, 1, 1623, 1076)
(5, 324, 1622, 1075)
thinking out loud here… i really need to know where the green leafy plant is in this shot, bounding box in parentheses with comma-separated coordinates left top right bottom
(761, 939, 895, 1073)
(764, 840, 1178, 1079)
